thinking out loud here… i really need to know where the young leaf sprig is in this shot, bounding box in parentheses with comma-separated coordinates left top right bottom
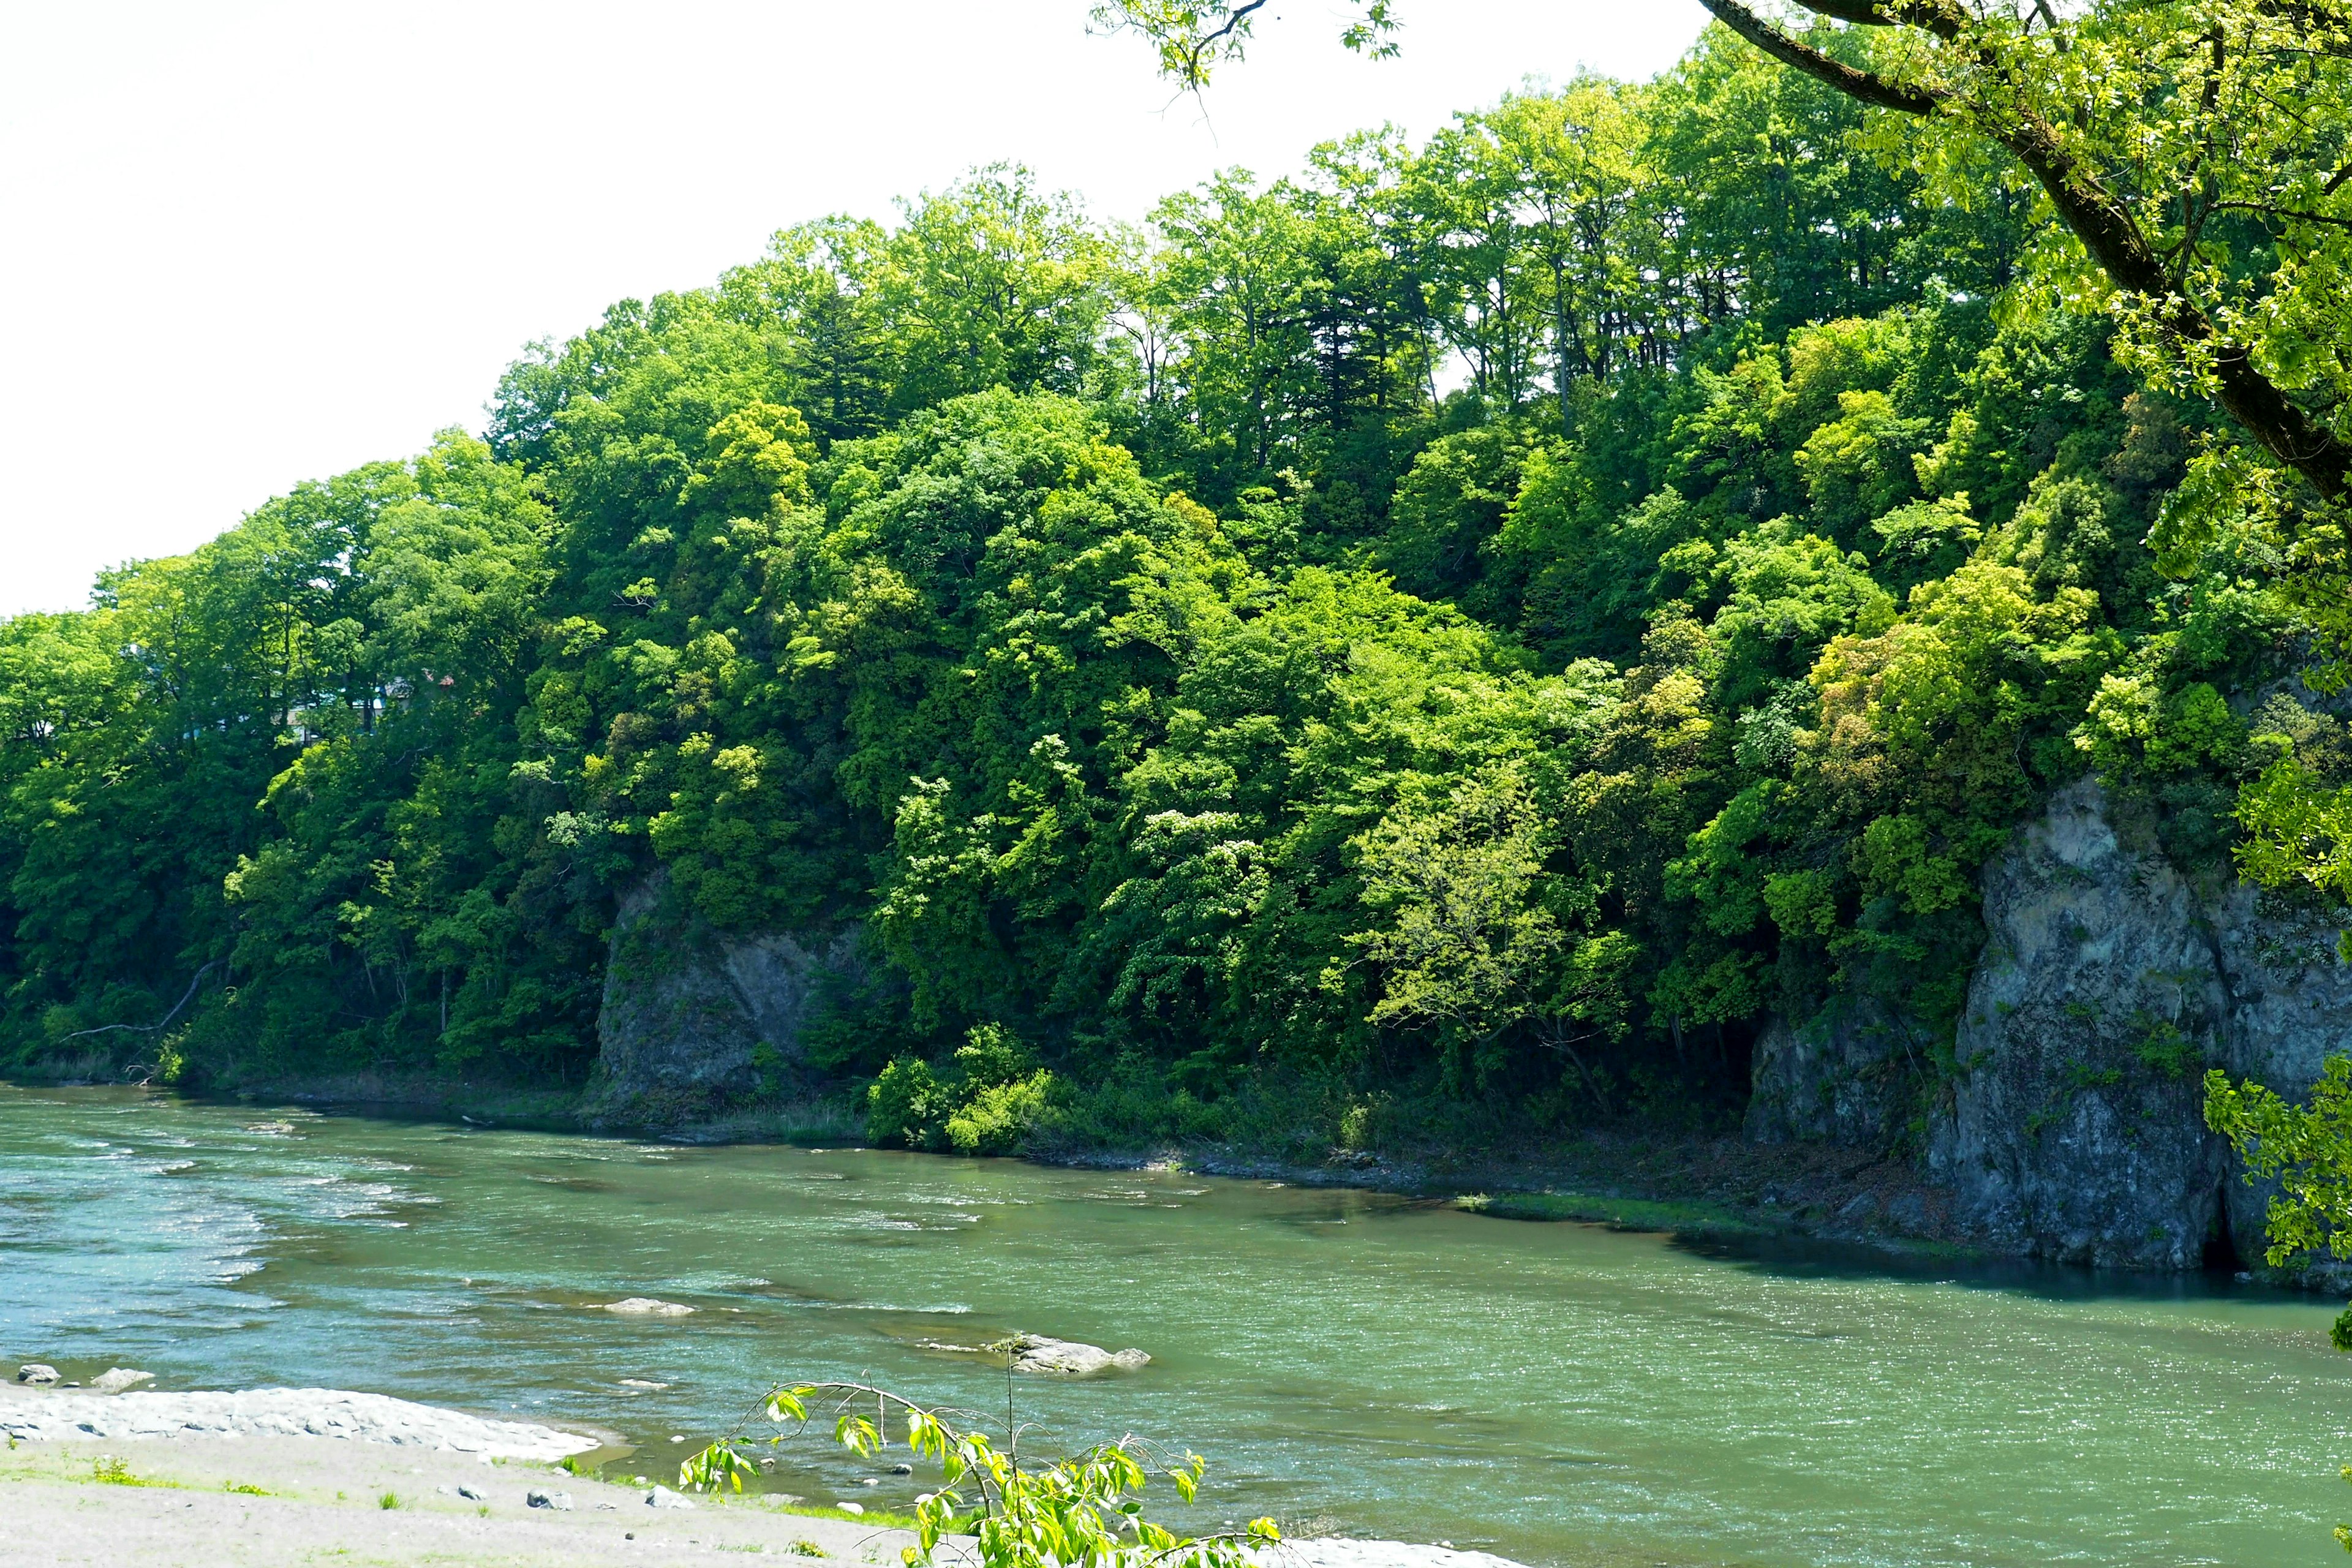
(679, 1380, 1280, 1568)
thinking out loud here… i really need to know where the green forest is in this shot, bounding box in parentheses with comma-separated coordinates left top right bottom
(5, 9, 2349, 1156)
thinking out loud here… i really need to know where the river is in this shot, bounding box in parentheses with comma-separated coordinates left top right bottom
(1, 1082, 2347, 1565)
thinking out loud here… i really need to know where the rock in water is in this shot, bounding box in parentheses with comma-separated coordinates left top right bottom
(1005, 1334, 1150, 1376)
(603, 1298, 695, 1316)
(15, 1365, 58, 1386)
(91, 1368, 153, 1395)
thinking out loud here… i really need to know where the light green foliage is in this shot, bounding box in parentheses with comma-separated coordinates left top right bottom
(868, 1026, 1060, 1155)
(2208, 1060, 2352, 1354)
(0, 17, 2326, 1153)
(684, 1382, 1278, 1568)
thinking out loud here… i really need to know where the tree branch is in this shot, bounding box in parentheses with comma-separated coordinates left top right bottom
(1695, 1, 1946, 115)
(60, 962, 221, 1044)
(1697, 0, 2352, 504)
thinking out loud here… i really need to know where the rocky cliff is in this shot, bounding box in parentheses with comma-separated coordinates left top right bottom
(1751, 778, 2352, 1270)
(581, 873, 863, 1128)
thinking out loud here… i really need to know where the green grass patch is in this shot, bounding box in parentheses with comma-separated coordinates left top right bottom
(223, 1480, 271, 1496)
(1455, 1189, 1761, 1235)
(91, 1456, 179, 1488)
(777, 1502, 923, 1528)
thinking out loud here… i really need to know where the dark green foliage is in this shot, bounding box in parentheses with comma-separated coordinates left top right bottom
(0, 29, 2307, 1147)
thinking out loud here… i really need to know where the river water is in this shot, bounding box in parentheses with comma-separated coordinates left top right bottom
(2, 1083, 2347, 1565)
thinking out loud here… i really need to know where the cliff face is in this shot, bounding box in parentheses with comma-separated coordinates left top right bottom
(1744, 998, 1920, 1149)
(582, 874, 862, 1128)
(1751, 778, 2352, 1270)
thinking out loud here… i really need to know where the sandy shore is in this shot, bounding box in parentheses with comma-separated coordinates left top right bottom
(0, 1385, 1526, 1567)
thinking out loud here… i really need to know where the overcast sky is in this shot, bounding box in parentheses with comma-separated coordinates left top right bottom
(0, 1, 1709, 618)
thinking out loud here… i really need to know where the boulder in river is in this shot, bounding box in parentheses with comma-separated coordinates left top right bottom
(91, 1368, 153, 1395)
(15, 1365, 58, 1385)
(1006, 1334, 1150, 1376)
(603, 1298, 695, 1316)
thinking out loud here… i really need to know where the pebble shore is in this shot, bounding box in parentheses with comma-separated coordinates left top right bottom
(0, 1384, 1525, 1567)
(0, 1385, 596, 1461)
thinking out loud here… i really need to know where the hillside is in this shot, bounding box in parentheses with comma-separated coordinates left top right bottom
(0, 24, 2328, 1178)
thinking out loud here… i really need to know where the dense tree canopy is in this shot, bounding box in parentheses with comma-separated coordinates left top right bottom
(0, 18, 2330, 1148)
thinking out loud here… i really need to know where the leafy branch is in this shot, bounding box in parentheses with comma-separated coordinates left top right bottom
(679, 1381, 1280, 1568)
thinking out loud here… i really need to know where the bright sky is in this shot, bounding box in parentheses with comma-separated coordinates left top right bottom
(0, 1, 1709, 618)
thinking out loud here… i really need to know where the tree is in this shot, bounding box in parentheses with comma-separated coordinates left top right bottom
(1102, 2, 2351, 504)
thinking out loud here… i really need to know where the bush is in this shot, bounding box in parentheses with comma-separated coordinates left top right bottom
(865, 1025, 1059, 1155)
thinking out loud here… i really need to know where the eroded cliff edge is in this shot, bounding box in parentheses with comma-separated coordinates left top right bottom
(1753, 778, 2352, 1270)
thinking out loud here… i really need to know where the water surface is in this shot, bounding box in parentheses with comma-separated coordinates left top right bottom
(1, 1083, 2345, 1566)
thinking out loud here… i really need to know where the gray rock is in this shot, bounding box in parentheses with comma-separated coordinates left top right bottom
(91, 1368, 153, 1395)
(15, 1365, 58, 1386)
(1746, 998, 1922, 1148)
(646, 1485, 695, 1510)
(602, 1297, 695, 1316)
(526, 1488, 573, 1510)
(581, 873, 863, 1128)
(1929, 778, 2352, 1271)
(458, 1483, 485, 1501)
(889, 1462, 914, 1476)
(1006, 1335, 1151, 1376)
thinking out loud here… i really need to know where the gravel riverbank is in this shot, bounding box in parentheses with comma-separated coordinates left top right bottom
(0, 1384, 1529, 1567)
(0, 1385, 598, 1461)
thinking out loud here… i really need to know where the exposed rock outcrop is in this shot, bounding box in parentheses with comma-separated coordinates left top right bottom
(1931, 779, 2352, 1270)
(1747, 778, 2352, 1272)
(1744, 998, 1922, 1148)
(583, 872, 862, 1128)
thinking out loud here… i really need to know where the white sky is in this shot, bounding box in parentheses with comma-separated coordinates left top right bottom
(0, 0, 1708, 618)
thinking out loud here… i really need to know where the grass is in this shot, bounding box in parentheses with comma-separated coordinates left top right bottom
(378, 1491, 401, 1510)
(91, 1456, 178, 1488)
(223, 1480, 270, 1496)
(789, 1544, 829, 1559)
(1454, 1189, 1763, 1235)
(777, 1502, 924, 1528)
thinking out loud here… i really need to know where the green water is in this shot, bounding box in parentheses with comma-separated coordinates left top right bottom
(2, 1083, 2347, 1565)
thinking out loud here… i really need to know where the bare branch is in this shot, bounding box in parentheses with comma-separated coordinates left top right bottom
(59, 962, 221, 1044)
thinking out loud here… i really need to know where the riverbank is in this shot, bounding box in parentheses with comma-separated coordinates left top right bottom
(0, 1387, 1528, 1568)
(0, 1386, 600, 1460)
(0, 1424, 918, 1567)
